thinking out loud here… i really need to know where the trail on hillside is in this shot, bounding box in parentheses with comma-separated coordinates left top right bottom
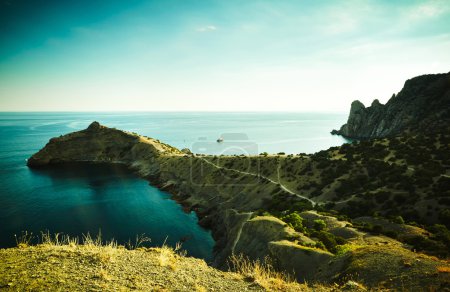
(198, 157, 317, 206)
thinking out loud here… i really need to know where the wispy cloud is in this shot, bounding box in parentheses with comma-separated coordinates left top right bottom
(196, 25, 217, 32)
(406, 0, 449, 20)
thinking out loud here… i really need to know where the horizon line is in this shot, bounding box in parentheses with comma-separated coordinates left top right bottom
(0, 110, 348, 114)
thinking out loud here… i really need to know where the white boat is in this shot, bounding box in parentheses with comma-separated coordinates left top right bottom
(216, 137, 224, 143)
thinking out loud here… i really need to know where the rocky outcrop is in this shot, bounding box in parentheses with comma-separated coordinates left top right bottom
(334, 72, 450, 139)
(27, 121, 181, 168)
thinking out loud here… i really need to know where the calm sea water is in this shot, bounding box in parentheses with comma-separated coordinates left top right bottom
(0, 112, 348, 260)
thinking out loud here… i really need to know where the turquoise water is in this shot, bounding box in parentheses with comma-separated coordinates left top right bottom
(0, 112, 348, 260)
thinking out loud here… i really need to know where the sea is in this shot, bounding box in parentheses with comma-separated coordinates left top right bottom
(0, 112, 349, 261)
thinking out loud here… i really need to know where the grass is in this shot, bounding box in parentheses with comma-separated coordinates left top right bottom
(437, 266, 450, 273)
(14, 230, 154, 250)
(5, 231, 287, 291)
(334, 243, 363, 256)
(13, 230, 164, 267)
(227, 254, 304, 291)
(14, 231, 34, 248)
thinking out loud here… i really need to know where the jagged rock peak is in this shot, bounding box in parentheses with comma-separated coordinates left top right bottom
(350, 100, 365, 110)
(87, 121, 102, 131)
(371, 99, 383, 107)
(333, 72, 450, 139)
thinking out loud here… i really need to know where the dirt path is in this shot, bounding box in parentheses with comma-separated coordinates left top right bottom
(199, 157, 317, 206)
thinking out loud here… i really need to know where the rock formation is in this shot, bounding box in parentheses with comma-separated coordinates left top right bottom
(334, 72, 450, 139)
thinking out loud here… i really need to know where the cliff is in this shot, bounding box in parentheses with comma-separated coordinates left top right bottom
(334, 72, 450, 139)
(27, 121, 181, 168)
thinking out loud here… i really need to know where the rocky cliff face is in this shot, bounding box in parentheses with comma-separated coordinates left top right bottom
(27, 121, 181, 168)
(334, 72, 450, 139)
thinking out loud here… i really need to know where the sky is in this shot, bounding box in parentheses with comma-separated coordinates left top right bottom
(0, 0, 449, 112)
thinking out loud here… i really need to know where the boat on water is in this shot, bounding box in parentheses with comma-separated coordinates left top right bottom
(216, 137, 224, 143)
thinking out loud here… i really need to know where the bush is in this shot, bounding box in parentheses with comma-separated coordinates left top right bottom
(312, 231, 346, 253)
(374, 190, 391, 204)
(313, 219, 327, 231)
(315, 241, 326, 250)
(281, 212, 305, 233)
(290, 201, 313, 213)
(372, 225, 383, 234)
(392, 215, 405, 224)
(428, 224, 450, 251)
(439, 209, 450, 229)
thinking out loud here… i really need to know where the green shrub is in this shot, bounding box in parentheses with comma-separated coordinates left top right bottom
(392, 215, 405, 224)
(314, 241, 326, 250)
(313, 219, 327, 231)
(312, 230, 346, 253)
(281, 212, 305, 233)
(438, 209, 450, 229)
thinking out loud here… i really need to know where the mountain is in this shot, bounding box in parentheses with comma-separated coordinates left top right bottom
(333, 72, 450, 139)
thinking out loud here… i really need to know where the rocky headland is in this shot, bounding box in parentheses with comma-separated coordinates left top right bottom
(333, 72, 450, 139)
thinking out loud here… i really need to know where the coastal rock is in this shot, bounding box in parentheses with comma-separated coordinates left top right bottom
(181, 148, 193, 155)
(334, 72, 450, 139)
(87, 121, 102, 131)
(27, 122, 181, 168)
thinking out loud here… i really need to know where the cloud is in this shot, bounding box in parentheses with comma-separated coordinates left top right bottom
(405, 0, 450, 20)
(196, 25, 217, 32)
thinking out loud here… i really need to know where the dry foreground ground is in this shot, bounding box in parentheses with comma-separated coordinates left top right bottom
(1, 240, 448, 291)
(0, 239, 345, 292)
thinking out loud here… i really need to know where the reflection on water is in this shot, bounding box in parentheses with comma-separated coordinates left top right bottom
(2, 162, 214, 261)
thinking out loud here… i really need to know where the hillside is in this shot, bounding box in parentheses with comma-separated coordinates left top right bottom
(23, 120, 450, 290)
(209, 127, 450, 258)
(333, 72, 450, 139)
(2, 237, 448, 291)
(0, 238, 314, 291)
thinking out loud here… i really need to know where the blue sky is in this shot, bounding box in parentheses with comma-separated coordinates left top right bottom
(0, 0, 449, 111)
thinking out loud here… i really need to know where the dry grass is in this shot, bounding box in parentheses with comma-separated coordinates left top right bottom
(14, 231, 34, 248)
(228, 254, 305, 291)
(15, 230, 153, 250)
(194, 284, 208, 292)
(1, 242, 268, 291)
(156, 241, 184, 271)
(437, 266, 450, 273)
(13, 230, 155, 266)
